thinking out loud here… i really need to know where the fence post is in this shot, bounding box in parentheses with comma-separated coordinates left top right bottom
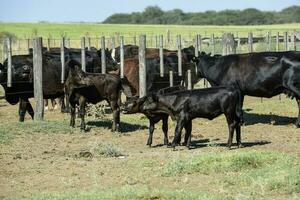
(187, 70, 192, 90)
(32, 37, 44, 121)
(120, 36, 124, 78)
(222, 33, 236, 55)
(139, 35, 147, 97)
(81, 37, 86, 71)
(111, 36, 115, 50)
(87, 37, 91, 51)
(27, 38, 31, 54)
(211, 34, 215, 56)
(290, 32, 296, 51)
(276, 32, 280, 51)
(155, 35, 158, 48)
(133, 36, 137, 45)
(284, 32, 288, 51)
(17, 39, 21, 55)
(2, 40, 7, 63)
(60, 37, 65, 83)
(248, 32, 253, 53)
(167, 29, 171, 48)
(169, 71, 173, 87)
(47, 38, 51, 51)
(6, 38, 12, 87)
(101, 36, 106, 74)
(159, 35, 164, 77)
(195, 34, 200, 57)
(266, 31, 272, 51)
(177, 35, 182, 76)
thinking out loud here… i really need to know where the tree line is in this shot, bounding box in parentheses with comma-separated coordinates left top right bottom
(103, 5, 300, 25)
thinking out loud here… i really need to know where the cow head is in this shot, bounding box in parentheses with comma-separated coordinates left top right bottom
(141, 93, 159, 111)
(122, 96, 142, 114)
(182, 45, 195, 62)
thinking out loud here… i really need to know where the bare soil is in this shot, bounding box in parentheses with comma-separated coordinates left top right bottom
(0, 96, 299, 199)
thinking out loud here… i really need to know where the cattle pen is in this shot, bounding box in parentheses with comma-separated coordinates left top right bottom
(0, 29, 300, 200)
(1, 30, 300, 120)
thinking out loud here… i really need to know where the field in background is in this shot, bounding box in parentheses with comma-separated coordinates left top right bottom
(1, 23, 300, 62)
(1, 23, 300, 39)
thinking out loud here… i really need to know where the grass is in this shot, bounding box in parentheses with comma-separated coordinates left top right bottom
(4, 185, 230, 200)
(1, 23, 299, 39)
(0, 119, 74, 144)
(161, 150, 300, 197)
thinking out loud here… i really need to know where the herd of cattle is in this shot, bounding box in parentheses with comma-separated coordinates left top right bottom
(0, 43, 300, 149)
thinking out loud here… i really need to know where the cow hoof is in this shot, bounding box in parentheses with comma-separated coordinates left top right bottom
(227, 146, 232, 150)
(237, 143, 244, 148)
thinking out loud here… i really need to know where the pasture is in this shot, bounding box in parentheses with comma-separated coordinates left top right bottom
(1, 23, 300, 39)
(0, 90, 299, 199)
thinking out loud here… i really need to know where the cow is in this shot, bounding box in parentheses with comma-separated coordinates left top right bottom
(112, 44, 195, 63)
(111, 54, 198, 98)
(141, 86, 243, 149)
(0, 47, 117, 122)
(0, 54, 66, 121)
(122, 86, 185, 146)
(65, 60, 132, 132)
(194, 51, 300, 126)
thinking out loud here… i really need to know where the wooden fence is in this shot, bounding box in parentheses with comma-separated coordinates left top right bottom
(1, 31, 299, 120)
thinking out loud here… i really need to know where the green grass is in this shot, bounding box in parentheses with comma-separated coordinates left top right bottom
(4, 185, 230, 200)
(0, 120, 74, 144)
(161, 151, 300, 196)
(1, 23, 299, 39)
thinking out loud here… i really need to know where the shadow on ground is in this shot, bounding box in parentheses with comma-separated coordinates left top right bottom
(87, 119, 147, 133)
(244, 112, 296, 126)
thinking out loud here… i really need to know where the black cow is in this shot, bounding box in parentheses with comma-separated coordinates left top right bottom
(0, 47, 116, 121)
(65, 60, 132, 132)
(0, 54, 68, 121)
(194, 51, 300, 126)
(141, 87, 242, 149)
(122, 86, 185, 146)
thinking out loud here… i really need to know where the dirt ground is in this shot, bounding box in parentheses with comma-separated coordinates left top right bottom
(0, 95, 299, 199)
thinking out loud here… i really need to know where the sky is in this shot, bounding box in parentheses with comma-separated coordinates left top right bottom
(0, 0, 299, 23)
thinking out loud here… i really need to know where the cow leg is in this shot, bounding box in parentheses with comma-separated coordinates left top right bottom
(226, 116, 235, 149)
(162, 115, 169, 146)
(182, 120, 192, 149)
(18, 99, 27, 122)
(171, 118, 185, 148)
(51, 99, 57, 110)
(25, 99, 34, 120)
(78, 96, 86, 131)
(60, 96, 67, 113)
(110, 100, 120, 132)
(64, 94, 70, 113)
(235, 124, 243, 148)
(147, 119, 155, 146)
(240, 95, 245, 125)
(44, 99, 49, 110)
(70, 103, 76, 128)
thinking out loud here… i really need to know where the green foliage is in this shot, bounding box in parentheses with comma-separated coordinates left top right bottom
(103, 6, 300, 25)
